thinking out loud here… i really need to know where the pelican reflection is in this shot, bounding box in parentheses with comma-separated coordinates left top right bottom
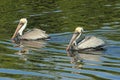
(14, 40, 47, 61)
(67, 50, 104, 69)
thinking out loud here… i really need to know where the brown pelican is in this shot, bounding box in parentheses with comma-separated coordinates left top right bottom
(11, 18, 49, 42)
(66, 27, 105, 51)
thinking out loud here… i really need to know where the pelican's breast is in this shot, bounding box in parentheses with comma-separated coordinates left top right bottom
(20, 28, 49, 40)
(77, 36, 105, 49)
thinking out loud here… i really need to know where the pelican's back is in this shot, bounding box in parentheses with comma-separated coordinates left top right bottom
(77, 36, 105, 49)
(20, 28, 49, 40)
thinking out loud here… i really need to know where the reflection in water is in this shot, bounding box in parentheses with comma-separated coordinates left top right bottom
(67, 50, 104, 69)
(14, 40, 47, 61)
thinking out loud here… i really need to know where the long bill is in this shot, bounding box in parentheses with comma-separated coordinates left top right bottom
(66, 32, 80, 51)
(11, 23, 24, 40)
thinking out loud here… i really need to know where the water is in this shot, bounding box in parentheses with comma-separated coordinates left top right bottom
(0, 0, 120, 80)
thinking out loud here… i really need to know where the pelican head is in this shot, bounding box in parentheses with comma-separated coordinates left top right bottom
(75, 27, 83, 33)
(11, 18, 27, 40)
(66, 27, 84, 51)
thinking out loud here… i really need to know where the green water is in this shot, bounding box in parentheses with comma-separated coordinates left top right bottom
(0, 0, 120, 80)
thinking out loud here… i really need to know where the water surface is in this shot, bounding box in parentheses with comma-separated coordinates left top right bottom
(0, 0, 120, 80)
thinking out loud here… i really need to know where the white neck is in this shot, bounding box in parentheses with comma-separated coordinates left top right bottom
(18, 22, 27, 35)
(74, 33, 82, 45)
(76, 33, 81, 40)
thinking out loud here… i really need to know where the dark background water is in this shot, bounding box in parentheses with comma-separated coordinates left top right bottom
(0, 0, 120, 80)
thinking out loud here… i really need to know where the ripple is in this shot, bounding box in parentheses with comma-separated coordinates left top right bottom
(0, 68, 54, 78)
(0, 24, 120, 80)
(0, 77, 15, 80)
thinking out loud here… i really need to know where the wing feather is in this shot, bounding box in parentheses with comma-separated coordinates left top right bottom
(78, 36, 105, 49)
(20, 28, 49, 40)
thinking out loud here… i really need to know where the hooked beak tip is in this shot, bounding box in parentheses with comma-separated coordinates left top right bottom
(11, 39, 15, 43)
(11, 36, 15, 40)
(11, 36, 16, 42)
(66, 45, 71, 51)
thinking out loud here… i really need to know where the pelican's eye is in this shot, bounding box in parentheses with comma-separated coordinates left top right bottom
(19, 22, 24, 25)
(74, 32, 80, 34)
